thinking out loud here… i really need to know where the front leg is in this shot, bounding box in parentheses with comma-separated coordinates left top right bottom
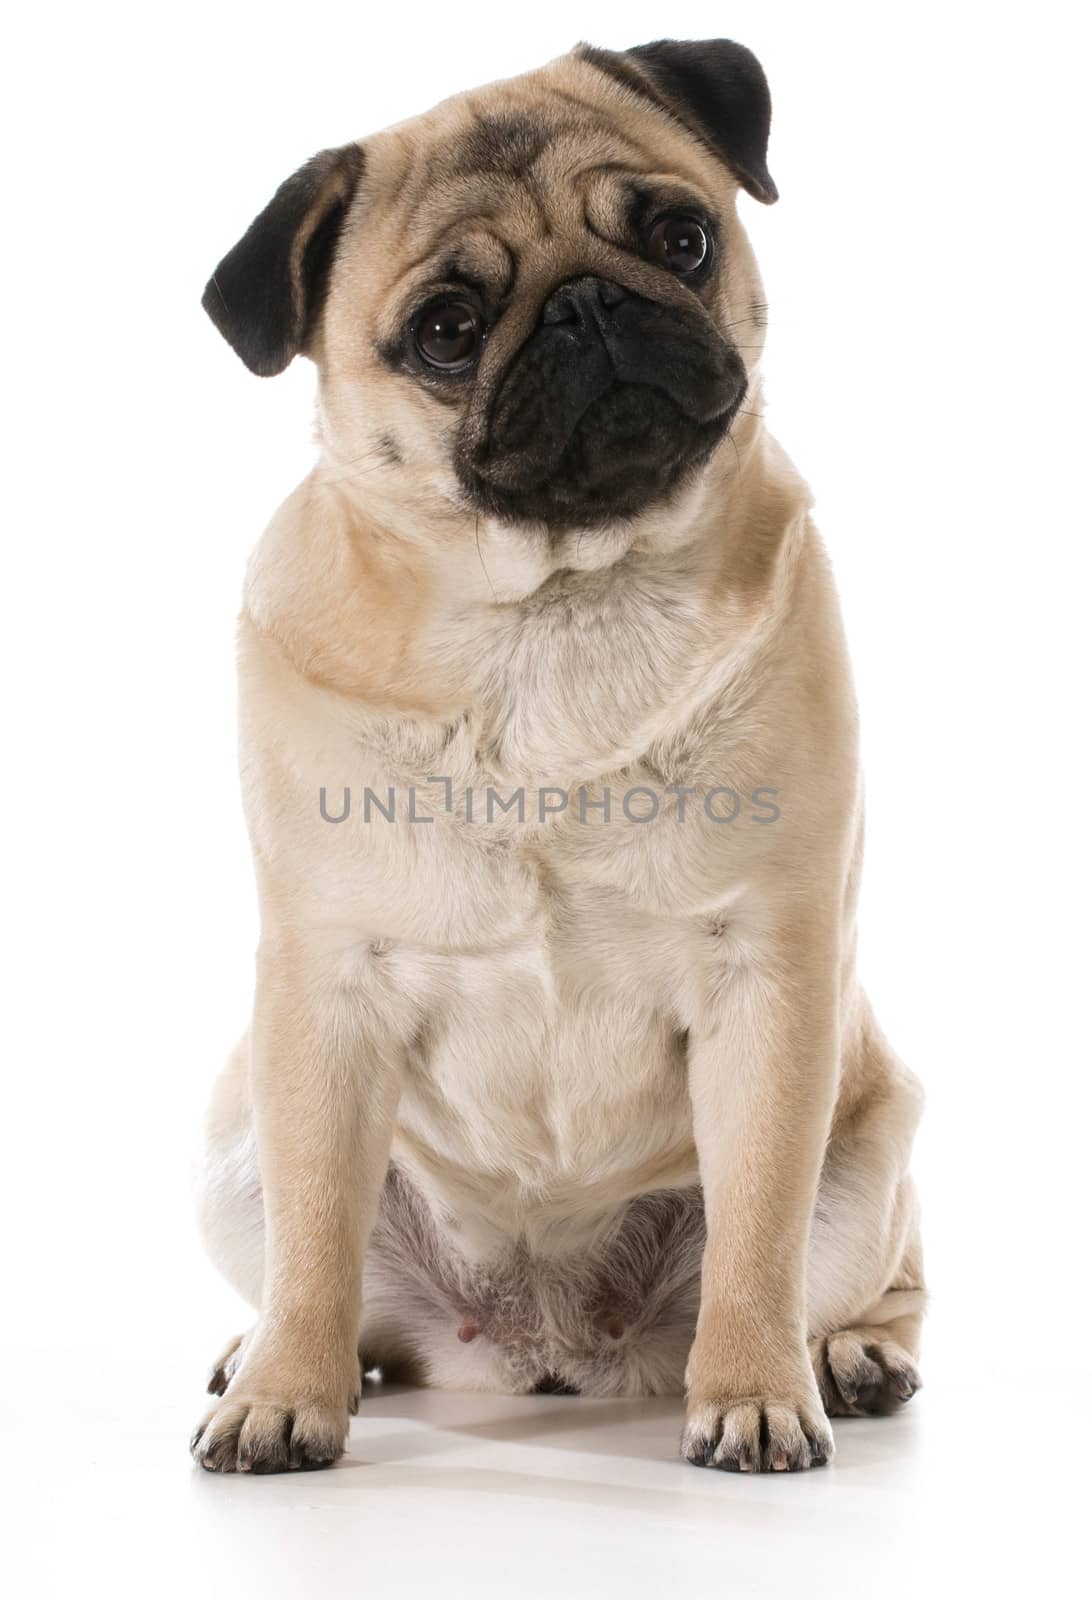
(683, 914, 838, 1473)
(191, 936, 402, 1474)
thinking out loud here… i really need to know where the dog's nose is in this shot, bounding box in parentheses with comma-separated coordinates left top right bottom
(540, 275, 628, 328)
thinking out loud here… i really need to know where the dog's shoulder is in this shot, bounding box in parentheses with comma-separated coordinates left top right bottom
(239, 471, 464, 720)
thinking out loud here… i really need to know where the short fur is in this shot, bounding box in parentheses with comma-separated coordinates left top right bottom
(192, 37, 925, 1478)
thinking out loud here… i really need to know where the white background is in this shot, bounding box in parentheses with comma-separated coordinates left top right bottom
(2, 2, 1088, 1594)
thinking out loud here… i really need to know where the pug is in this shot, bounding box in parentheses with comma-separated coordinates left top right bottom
(192, 37, 925, 1476)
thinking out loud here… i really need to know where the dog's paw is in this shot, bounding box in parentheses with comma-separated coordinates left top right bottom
(682, 1393, 834, 1473)
(190, 1390, 351, 1474)
(811, 1330, 921, 1417)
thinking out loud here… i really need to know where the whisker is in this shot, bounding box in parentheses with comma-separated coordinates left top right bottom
(724, 305, 769, 329)
(475, 512, 497, 601)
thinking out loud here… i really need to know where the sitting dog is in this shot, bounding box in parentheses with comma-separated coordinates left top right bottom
(192, 36, 925, 1476)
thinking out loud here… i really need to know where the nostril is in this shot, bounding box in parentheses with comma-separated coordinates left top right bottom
(541, 291, 580, 327)
(540, 276, 628, 328)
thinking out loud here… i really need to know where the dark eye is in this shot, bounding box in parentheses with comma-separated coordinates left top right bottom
(415, 299, 484, 369)
(644, 215, 710, 276)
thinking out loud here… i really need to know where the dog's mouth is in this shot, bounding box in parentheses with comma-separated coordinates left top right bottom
(466, 383, 736, 530)
(455, 279, 747, 533)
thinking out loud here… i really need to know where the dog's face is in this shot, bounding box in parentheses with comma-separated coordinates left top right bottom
(204, 40, 777, 540)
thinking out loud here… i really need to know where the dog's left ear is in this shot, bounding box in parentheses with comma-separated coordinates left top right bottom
(575, 38, 778, 205)
(202, 143, 365, 376)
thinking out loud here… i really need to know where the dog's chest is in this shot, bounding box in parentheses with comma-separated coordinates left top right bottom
(347, 559, 754, 943)
(357, 704, 749, 1252)
(351, 657, 750, 951)
(299, 568, 761, 1245)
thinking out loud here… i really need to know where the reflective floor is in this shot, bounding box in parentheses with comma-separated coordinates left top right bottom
(4, 1338, 1065, 1599)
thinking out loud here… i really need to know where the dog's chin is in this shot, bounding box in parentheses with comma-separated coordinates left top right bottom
(459, 385, 735, 536)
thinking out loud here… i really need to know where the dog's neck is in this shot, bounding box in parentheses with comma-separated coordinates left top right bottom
(242, 406, 810, 760)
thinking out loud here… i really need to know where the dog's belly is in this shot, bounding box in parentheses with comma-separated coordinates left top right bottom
(365, 901, 703, 1392)
(334, 737, 752, 1391)
(366, 1164, 704, 1396)
(391, 948, 699, 1260)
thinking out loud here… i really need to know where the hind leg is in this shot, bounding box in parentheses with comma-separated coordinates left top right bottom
(193, 1036, 262, 1400)
(194, 1034, 265, 1310)
(806, 1004, 926, 1418)
(194, 1036, 264, 1312)
(810, 1235, 924, 1416)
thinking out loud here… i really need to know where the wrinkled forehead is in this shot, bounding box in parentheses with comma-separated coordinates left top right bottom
(363, 75, 727, 276)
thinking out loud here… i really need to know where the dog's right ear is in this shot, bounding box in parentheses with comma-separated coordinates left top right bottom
(202, 144, 365, 376)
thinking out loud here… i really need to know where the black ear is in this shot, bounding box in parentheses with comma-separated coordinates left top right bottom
(576, 38, 777, 205)
(202, 144, 365, 376)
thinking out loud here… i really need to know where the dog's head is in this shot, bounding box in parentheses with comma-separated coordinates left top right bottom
(203, 40, 776, 539)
